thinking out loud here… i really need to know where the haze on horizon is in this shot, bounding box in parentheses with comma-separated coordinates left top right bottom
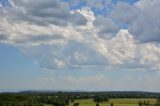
(0, 0, 160, 92)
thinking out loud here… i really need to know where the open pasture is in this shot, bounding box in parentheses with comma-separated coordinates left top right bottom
(69, 98, 157, 106)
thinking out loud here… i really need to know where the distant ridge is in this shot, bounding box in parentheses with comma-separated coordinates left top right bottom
(1, 90, 160, 95)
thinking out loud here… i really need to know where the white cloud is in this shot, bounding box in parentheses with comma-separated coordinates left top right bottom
(0, 0, 160, 71)
(38, 71, 160, 91)
(110, 0, 160, 43)
(102, 30, 136, 65)
(138, 43, 160, 70)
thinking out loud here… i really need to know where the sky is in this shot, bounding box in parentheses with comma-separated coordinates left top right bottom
(0, 0, 160, 92)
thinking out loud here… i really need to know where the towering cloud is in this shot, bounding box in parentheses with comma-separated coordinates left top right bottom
(0, 0, 160, 71)
(110, 0, 160, 43)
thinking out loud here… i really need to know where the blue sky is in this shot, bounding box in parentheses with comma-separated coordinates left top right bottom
(0, 0, 160, 92)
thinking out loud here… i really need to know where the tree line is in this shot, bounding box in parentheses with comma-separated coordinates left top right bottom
(0, 91, 160, 106)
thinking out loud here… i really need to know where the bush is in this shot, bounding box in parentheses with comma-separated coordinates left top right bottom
(73, 102, 79, 106)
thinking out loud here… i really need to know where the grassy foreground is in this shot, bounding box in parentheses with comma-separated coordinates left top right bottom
(69, 98, 157, 106)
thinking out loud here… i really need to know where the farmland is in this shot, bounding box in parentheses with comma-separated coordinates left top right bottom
(69, 98, 157, 106)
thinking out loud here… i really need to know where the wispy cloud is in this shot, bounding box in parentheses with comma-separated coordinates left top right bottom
(38, 71, 160, 91)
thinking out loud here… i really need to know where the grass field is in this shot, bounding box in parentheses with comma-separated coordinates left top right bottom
(69, 98, 157, 106)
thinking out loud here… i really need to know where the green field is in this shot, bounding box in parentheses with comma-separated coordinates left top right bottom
(69, 98, 157, 106)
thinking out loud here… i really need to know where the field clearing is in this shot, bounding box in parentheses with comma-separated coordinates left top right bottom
(69, 98, 157, 106)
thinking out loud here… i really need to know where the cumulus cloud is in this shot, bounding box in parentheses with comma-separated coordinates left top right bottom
(93, 16, 119, 39)
(7, 0, 87, 26)
(110, 0, 160, 43)
(110, 1, 138, 25)
(0, 0, 160, 71)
